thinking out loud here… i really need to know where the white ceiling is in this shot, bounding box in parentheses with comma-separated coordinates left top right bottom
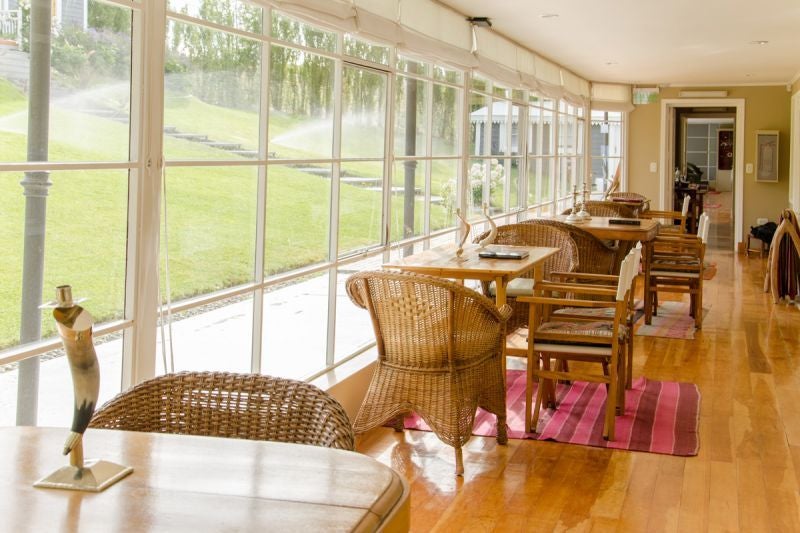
(439, 0, 800, 86)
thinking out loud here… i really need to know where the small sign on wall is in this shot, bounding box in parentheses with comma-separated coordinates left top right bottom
(755, 130, 779, 182)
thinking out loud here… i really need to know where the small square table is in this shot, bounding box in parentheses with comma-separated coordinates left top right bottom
(383, 242, 560, 307)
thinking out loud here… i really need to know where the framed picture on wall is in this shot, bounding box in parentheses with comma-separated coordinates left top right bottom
(755, 130, 779, 182)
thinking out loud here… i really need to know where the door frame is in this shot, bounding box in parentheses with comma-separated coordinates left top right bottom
(659, 98, 745, 250)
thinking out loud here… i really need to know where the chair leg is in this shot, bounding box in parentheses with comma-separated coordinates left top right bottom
(525, 356, 535, 433)
(626, 335, 634, 389)
(696, 281, 704, 329)
(604, 371, 618, 441)
(496, 414, 508, 445)
(455, 446, 464, 476)
(616, 355, 626, 416)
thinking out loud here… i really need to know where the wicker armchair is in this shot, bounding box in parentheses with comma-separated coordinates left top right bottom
(521, 219, 617, 275)
(346, 270, 510, 475)
(473, 223, 579, 331)
(562, 200, 638, 219)
(89, 371, 355, 450)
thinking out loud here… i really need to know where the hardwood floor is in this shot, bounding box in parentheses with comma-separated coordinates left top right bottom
(355, 247, 800, 532)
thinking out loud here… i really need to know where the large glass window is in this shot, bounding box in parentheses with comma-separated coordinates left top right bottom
(1, 0, 595, 426)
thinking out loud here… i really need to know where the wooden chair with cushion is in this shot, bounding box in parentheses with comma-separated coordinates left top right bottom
(521, 219, 617, 275)
(90, 371, 355, 450)
(545, 243, 643, 389)
(644, 212, 709, 328)
(346, 270, 510, 475)
(515, 250, 640, 440)
(473, 223, 579, 332)
(640, 194, 690, 234)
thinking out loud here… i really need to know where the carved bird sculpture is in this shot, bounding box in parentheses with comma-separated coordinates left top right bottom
(52, 285, 99, 465)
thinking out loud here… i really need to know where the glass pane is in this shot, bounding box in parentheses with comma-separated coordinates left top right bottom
(432, 84, 460, 156)
(262, 272, 329, 379)
(343, 34, 389, 64)
(510, 104, 522, 156)
(468, 92, 489, 156)
(591, 157, 620, 193)
(512, 89, 526, 101)
(468, 158, 504, 216)
(527, 158, 539, 206)
(162, 166, 257, 300)
(0, 331, 124, 427)
(471, 74, 489, 92)
(271, 11, 336, 52)
(0, 1, 132, 162)
(528, 106, 541, 156)
(491, 100, 511, 157)
(433, 65, 462, 85)
(542, 110, 554, 155)
(265, 164, 331, 276)
(339, 161, 383, 254)
(489, 158, 510, 213)
(156, 295, 254, 374)
(269, 44, 334, 159)
(493, 85, 510, 99)
(391, 160, 425, 239)
(397, 56, 428, 76)
(164, 20, 261, 161)
(335, 257, 383, 362)
(394, 76, 427, 157)
(0, 170, 127, 350)
(168, 0, 262, 33)
(431, 159, 459, 232)
(541, 158, 553, 205)
(342, 66, 387, 159)
(509, 158, 520, 209)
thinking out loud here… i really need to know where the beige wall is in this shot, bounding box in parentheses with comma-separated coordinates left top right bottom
(628, 86, 792, 241)
(793, 78, 800, 94)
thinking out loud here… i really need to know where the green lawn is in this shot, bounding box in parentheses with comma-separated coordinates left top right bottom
(0, 78, 454, 349)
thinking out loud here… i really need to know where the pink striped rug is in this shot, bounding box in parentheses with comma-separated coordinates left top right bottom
(402, 370, 700, 456)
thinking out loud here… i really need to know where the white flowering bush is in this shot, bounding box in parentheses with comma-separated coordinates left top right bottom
(441, 159, 504, 213)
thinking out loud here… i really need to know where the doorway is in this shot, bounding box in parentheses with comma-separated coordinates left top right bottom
(659, 98, 745, 251)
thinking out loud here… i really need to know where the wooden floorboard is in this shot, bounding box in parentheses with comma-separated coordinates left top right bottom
(355, 245, 800, 532)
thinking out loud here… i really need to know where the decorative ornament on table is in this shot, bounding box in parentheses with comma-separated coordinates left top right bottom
(577, 183, 591, 221)
(34, 285, 133, 492)
(455, 208, 471, 259)
(565, 184, 583, 223)
(477, 203, 497, 249)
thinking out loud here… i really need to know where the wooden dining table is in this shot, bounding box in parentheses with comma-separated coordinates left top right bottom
(551, 214, 660, 276)
(551, 215, 660, 243)
(3, 426, 409, 532)
(383, 242, 560, 307)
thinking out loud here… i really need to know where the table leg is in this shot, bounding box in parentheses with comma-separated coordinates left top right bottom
(494, 275, 507, 307)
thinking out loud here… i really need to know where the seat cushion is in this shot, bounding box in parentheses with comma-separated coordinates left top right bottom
(488, 277, 535, 297)
(537, 320, 629, 342)
(553, 307, 617, 320)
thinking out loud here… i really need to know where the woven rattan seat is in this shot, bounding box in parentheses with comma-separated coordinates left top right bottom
(89, 371, 355, 450)
(521, 219, 617, 275)
(346, 270, 510, 475)
(473, 223, 579, 331)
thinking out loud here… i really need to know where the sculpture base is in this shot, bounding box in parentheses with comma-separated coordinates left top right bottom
(565, 213, 584, 223)
(34, 459, 133, 492)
